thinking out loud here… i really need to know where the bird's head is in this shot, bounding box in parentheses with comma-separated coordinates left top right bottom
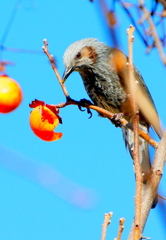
(62, 38, 109, 82)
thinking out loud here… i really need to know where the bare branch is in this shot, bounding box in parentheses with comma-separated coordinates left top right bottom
(98, 0, 119, 48)
(127, 24, 142, 240)
(51, 99, 158, 149)
(138, 0, 166, 64)
(114, 218, 125, 240)
(128, 131, 166, 239)
(101, 212, 113, 240)
(42, 39, 69, 98)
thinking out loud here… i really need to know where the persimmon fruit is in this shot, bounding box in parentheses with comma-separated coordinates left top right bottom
(0, 75, 22, 113)
(29, 105, 62, 141)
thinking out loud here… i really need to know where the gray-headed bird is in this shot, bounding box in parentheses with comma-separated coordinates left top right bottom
(62, 38, 162, 207)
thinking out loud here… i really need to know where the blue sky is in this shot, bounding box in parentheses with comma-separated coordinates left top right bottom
(0, 0, 166, 239)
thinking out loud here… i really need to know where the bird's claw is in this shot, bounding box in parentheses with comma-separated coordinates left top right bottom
(78, 98, 93, 119)
(78, 105, 85, 112)
(87, 108, 92, 119)
(110, 113, 124, 127)
(79, 98, 93, 106)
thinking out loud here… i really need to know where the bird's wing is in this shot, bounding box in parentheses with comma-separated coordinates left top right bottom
(109, 48, 162, 138)
(133, 67, 163, 138)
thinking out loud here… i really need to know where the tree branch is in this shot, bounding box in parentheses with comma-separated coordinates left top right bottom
(128, 131, 166, 239)
(138, 0, 166, 65)
(127, 25, 142, 240)
(115, 218, 125, 240)
(101, 212, 113, 240)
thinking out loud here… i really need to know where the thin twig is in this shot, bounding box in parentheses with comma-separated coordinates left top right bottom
(138, 0, 166, 65)
(0, 61, 14, 73)
(0, 45, 43, 54)
(114, 218, 125, 240)
(158, 194, 166, 200)
(42, 39, 69, 98)
(138, 10, 150, 24)
(141, 236, 151, 240)
(0, 0, 23, 45)
(101, 212, 113, 240)
(53, 100, 158, 149)
(118, 0, 148, 46)
(128, 131, 166, 239)
(127, 25, 142, 240)
(98, 0, 119, 48)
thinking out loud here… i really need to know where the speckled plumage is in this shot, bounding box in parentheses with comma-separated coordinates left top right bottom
(63, 38, 162, 207)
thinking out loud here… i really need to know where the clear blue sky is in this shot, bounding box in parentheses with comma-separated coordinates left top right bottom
(0, 0, 166, 239)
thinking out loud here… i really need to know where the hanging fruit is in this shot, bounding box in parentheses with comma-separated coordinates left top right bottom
(0, 74, 23, 113)
(29, 100, 63, 142)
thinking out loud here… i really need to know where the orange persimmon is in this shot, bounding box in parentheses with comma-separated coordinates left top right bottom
(0, 75, 23, 113)
(29, 105, 62, 141)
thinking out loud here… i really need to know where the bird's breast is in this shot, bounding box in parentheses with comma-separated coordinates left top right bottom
(80, 69, 126, 113)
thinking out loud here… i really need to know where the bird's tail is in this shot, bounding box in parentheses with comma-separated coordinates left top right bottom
(122, 124, 158, 208)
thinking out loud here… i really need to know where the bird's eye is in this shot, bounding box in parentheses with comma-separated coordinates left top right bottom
(76, 52, 82, 59)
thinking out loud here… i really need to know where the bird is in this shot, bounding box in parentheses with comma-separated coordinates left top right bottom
(62, 38, 163, 207)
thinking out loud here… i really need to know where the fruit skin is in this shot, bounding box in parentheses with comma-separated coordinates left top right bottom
(29, 105, 62, 142)
(0, 75, 23, 113)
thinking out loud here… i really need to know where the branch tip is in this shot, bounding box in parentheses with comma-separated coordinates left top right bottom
(101, 212, 113, 240)
(43, 38, 48, 45)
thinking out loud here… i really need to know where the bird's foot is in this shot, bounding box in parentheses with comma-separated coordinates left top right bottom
(65, 96, 93, 119)
(78, 98, 93, 119)
(110, 113, 124, 127)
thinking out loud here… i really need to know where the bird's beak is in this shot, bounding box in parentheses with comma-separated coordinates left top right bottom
(62, 67, 73, 83)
